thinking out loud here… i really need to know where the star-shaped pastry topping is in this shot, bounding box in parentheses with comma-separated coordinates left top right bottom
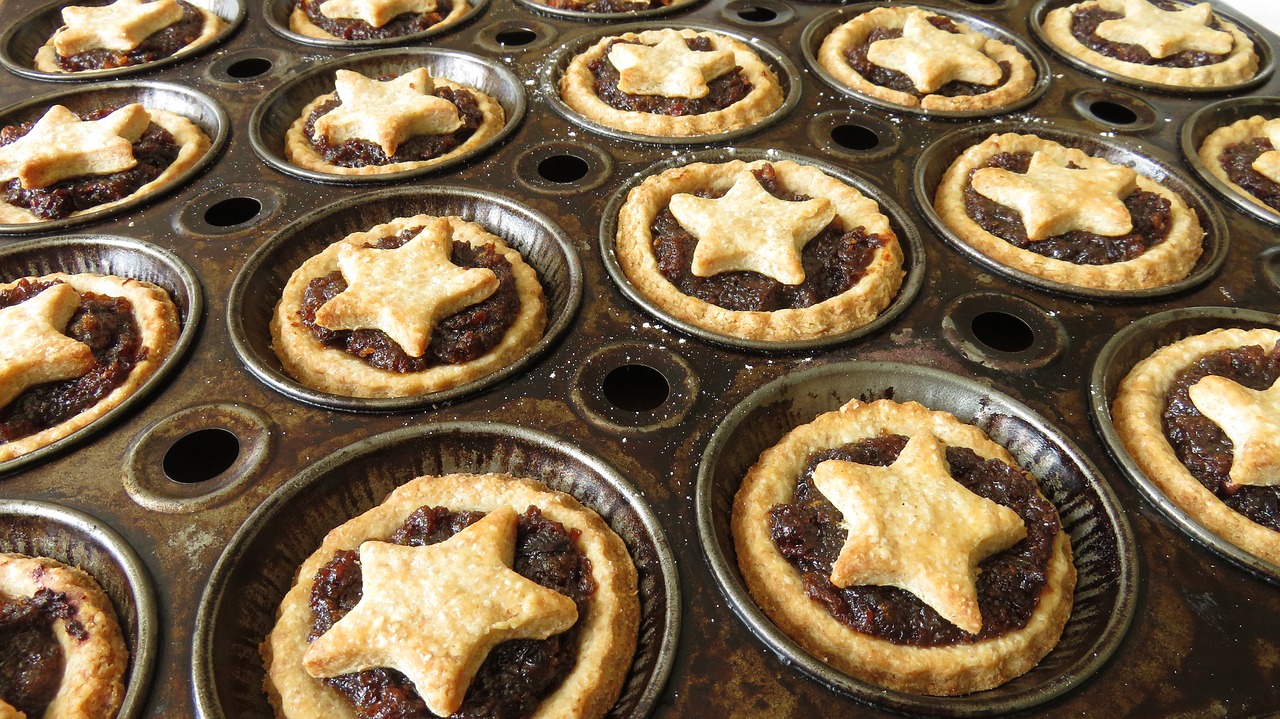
(303, 506, 579, 717)
(1188, 375, 1280, 488)
(0, 283, 95, 410)
(1095, 0, 1234, 59)
(53, 0, 184, 56)
(0, 104, 150, 190)
(811, 432, 1027, 634)
(607, 34, 736, 99)
(668, 170, 835, 285)
(865, 13, 1003, 94)
(313, 217, 499, 358)
(1249, 119, 1280, 185)
(970, 151, 1138, 241)
(317, 0, 438, 27)
(311, 69, 462, 158)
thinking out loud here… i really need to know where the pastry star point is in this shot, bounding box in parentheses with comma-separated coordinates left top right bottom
(607, 34, 736, 99)
(312, 68, 462, 157)
(0, 283, 95, 410)
(812, 432, 1027, 635)
(865, 12, 1002, 94)
(317, 0, 439, 27)
(54, 0, 184, 55)
(670, 169, 835, 286)
(313, 216, 499, 358)
(0, 104, 150, 190)
(302, 506, 579, 717)
(970, 150, 1138, 241)
(1188, 375, 1280, 488)
(1095, 0, 1234, 59)
(1249, 119, 1280, 185)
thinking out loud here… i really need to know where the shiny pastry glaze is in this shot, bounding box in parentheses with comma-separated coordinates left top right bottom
(308, 505, 594, 719)
(1220, 138, 1280, 211)
(53, 0, 205, 71)
(963, 151, 1173, 265)
(1163, 344, 1280, 530)
(303, 86, 485, 168)
(0, 279, 142, 443)
(0, 108, 180, 220)
(299, 227, 522, 372)
(297, 0, 454, 40)
(844, 15, 1011, 98)
(768, 434, 1060, 646)
(1069, 0, 1229, 69)
(651, 164, 886, 311)
(587, 37, 753, 116)
(0, 588, 87, 717)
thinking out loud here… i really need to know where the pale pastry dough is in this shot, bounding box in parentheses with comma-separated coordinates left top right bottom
(1197, 115, 1280, 215)
(288, 0, 470, 41)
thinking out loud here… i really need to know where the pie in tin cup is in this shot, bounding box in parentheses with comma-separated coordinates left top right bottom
(1196, 114, 1280, 216)
(289, 0, 470, 41)
(33, 0, 224, 74)
(521, 0, 696, 15)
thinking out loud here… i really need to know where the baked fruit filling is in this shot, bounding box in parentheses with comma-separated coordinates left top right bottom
(50, 0, 204, 71)
(1219, 138, 1280, 211)
(845, 14, 1008, 99)
(296, 0, 455, 39)
(1069, 0, 1232, 69)
(589, 36, 751, 116)
(541, 0, 666, 11)
(0, 588, 84, 716)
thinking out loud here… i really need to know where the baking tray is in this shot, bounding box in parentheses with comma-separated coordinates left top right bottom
(0, 0, 1277, 716)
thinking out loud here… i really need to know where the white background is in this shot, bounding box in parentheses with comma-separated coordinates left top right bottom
(1221, 0, 1280, 34)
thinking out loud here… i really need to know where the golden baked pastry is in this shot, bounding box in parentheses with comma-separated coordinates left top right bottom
(816, 6, 1035, 112)
(271, 214, 546, 398)
(0, 273, 180, 463)
(732, 398, 1075, 695)
(933, 132, 1204, 291)
(0, 103, 210, 225)
(559, 27, 784, 138)
(1197, 114, 1280, 216)
(614, 159, 904, 341)
(289, 0, 469, 41)
(523, 0, 692, 12)
(1041, 0, 1258, 88)
(1114, 327, 1280, 567)
(34, 0, 224, 73)
(262, 473, 640, 719)
(0, 552, 128, 719)
(284, 68, 505, 177)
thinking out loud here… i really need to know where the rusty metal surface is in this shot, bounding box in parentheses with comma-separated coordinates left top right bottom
(0, 0, 1277, 715)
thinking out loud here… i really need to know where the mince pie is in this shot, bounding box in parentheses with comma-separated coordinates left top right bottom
(0, 552, 128, 719)
(934, 132, 1203, 291)
(1114, 327, 1280, 567)
(559, 27, 784, 138)
(525, 0, 694, 12)
(614, 159, 904, 341)
(816, 6, 1036, 113)
(732, 398, 1075, 695)
(0, 103, 210, 225)
(261, 472, 640, 719)
(0, 273, 180, 463)
(1041, 0, 1259, 88)
(284, 68, 505, 177)
(271, 214, 546, 398)
(289, 0, 469, 41)
(34, 0, 225, 74)
(1197, 115, 1280, 216)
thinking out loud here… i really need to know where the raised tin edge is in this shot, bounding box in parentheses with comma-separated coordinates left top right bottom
(1179, 95, 1280, 228)
(262, 0, 489, 48)
(514, 0, 705, 23)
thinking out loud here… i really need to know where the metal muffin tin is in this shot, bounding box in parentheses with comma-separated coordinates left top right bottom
(0, 0, 1278, 716)
(1180, 95, 1280, 227)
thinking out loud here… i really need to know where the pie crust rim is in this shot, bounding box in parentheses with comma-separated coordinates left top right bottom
(1195, 113, 1280, 220)
(515, 0, 700, 20)
(286, 0, 473, 43)
(32, 0, 228, 75)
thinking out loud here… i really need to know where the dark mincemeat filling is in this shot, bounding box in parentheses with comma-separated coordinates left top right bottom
(1162, 343, 1280, 530)
(1070, 0, 1230, 68)
(543, 0, 665, 10)
(588, 36, 753, 115)
(652, 163, 887, 312)
(298, 0, 454, 40)
(0, 107, 180, 221)
(309, 505, 595, 719)
(0, 279, 143, 444)
(768, 433, 1060, 646)
(305, 85, 484, 168)
(964, 151, 1172, 265)
(55, 0, 205, 71)
(845, 15, 1011, 98)
(1219, 137, 1280, 212)
(0, 588, 87, 718)
(300, 227, 522, 373)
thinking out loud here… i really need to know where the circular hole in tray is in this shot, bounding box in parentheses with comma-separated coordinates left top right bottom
(831, 123, 879, 151)
(943, 293, 1065, 370)
(1089, 306, 1280, 583)
(0, 81, 228, 235)
(1263, 247, 1280, 293)
(603, 364, 671, 412)
(497, 26, 538, 45)
(972, 311, 1035, 352)
(1090, 101, 1137, 125)
(177, 184, 281, 237)
(0, 235, 202, 477)
(914, 122, 1229, 301)
(1180, 96, 1280, 228)
(227, 57, 273, 79)
(572, 342, 698, 432)
(228, 185, 582, 413)
(539, 154, 590, 183)
(695, 360, 1137, 716)
(801, 3, 1052, 119)
(263, 0, 488, 48)
(515, 141, 613, 194)
(808, 111, 901, 161)
(249, 47, 527, 186)
(0, 500, 157, 719)
(207, 49, 291, 84)
(192, 422, 680, 719)
(722, 0, 793, 27)
(164, 428, 241, 483)
(474, 19, 556, 53)
(0, 0, 244, 81)
(205, 197, 263, 227)
(1071, 89, 1157, 130)
(599, 147, 924, 352)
